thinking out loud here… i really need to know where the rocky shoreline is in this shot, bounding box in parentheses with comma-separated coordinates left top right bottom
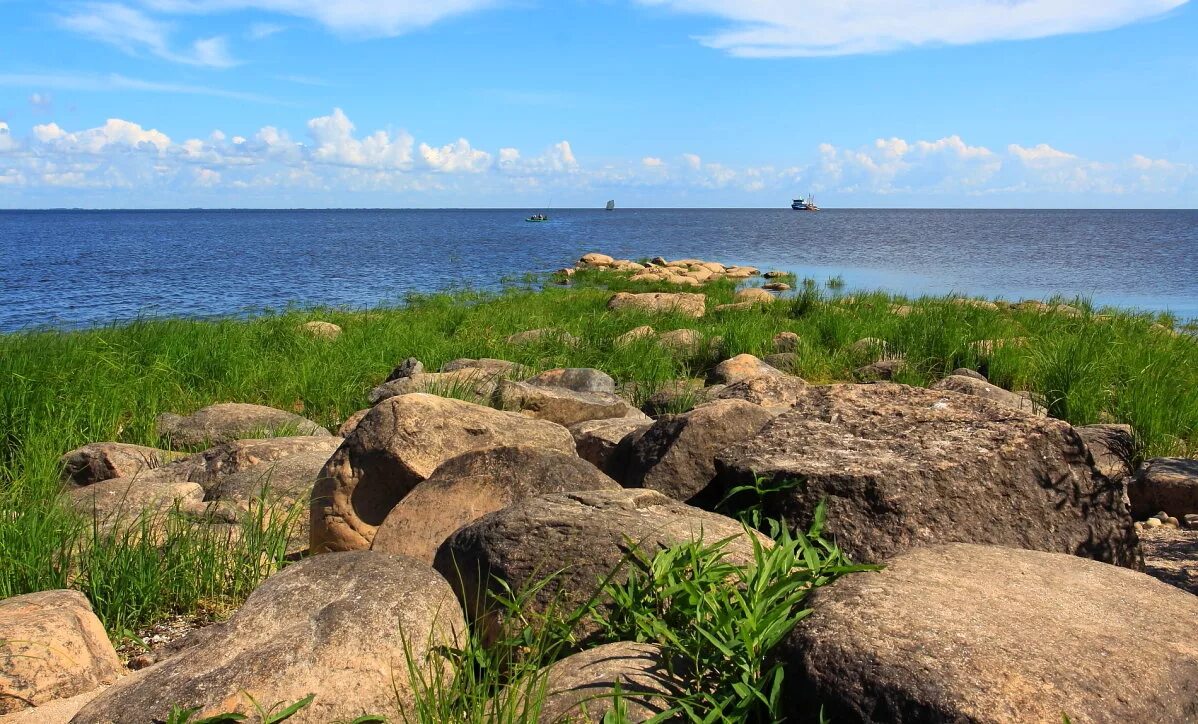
(3, 253, 1197, 722)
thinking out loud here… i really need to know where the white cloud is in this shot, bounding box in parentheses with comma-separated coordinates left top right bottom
(642, 156, 664, 167)
(31, 119, 171, 154)
(57, 2, 237, 67)
(29, 92, 53, 112)
(682, 153, 702, 170)
(637, 0, 1187, 56)
(139, 0, 501, 37)
(419, 138, 492, 173)
(307, 108, 414, 168)
(248, 22, 285, 39)
(0, 122, 15, 152)
(1008, 142, 1079, 166)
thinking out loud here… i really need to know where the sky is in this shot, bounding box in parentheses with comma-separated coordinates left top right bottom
(0, 0, 1196, 208)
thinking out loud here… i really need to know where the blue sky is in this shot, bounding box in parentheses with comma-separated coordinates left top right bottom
(1, 0, 1196, 208)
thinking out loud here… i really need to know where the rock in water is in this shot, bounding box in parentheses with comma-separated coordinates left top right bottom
(72, 552, 464, 724)
(715, 383, 1140, 567)
(1130, 458, 1198, 519)
(155, 403, 330, 449)
(310, 393, 575, 553)
(434, 489, 768, 646)
(781, 543, 1198, 723)
(607, 292, 706, 318)
(370, 446, 620, 563)
(0, 590, 123, 715)
(495, 380, 637, 427)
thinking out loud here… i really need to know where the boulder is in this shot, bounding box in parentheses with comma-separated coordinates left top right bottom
(371, 446, 620, 564)
(579, 253, 615, 267)
(1130, 458, 1198, 519)
(369, 369, 501, 406)
(155, 403, 330, 449)
(72, 552, 464, 724)
(298, 320, 341, 339)
(337, 408, 370, 438)
(434, 489, 769, 646)
(1, 688, 107, 723)
(763, 270, 787, 279)
(657, 328, 704, 353)
(607, 292, 706, 318)
(772, 331, 800, 353)
(929, 374, 1044, 416)
(762, 352, 799, 372)
(569, 417, 654, 476)
(762, 282, 790, 291)
(310, 394, 575, 553)
(441, 358, 530, 376)
(496, 380, 636, 428)
(641, 379, 722, 416)
(524, 643, 687, 723)
(69, 476, 205, 525)
(621, 400, 776, 502)
(0, 590, 123, 715)
(706, 354, 783, 385)
(854, 358, 906, 381)
(1075, 423, 1136, 482)
(712, 375, 809, 411)
(615, 325, 656, 346)
(733, 288, 774, 305)
(184, 436, 342, 493)
(715, 383, 1141, 567)
(713, 302, 755, 313)
(1138, 525, 1198, 594)
(384, 356, 424, 382)
(526, 368, 616, 394)
(58, 442, 178, 486)
(949, 367, 988, 381)
(781, 543, 1198, 723)
(506, 328, 580, 346)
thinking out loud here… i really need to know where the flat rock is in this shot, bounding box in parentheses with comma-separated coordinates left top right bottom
(733, 288, 774, 305)
(712, 375, 809, 411)
(781, 543, 1198, 723)
(526, 367, 616, 394)
(310, 393, 575, 553)
(715, 383, 1140, 567)
(58, 442, 179, 486)
(440, 357, 530, 376)
(1075, 423, 1136, 482)
(621, 399, 776, 502)
(496, 380, 636, 427)
(706, 353, 783, 385)
(607, 292, 706, 318)
(371, 446, 620, 564)
(569, 417, 653, 476)
(579, 253, 615, 267)
(930, 374, 1045, 416)
(434, 489, 769, 646)
(72, 551, 464, 724)
(1130, 458, 1198, 519)
(69, 476, 205, 526)
(369, 369, 502, 406)
(854, 357, 906, 381)
(0, 590, 123, 715)
(1139, 525, 1198, 594)
(524, 642, 687, 723)
(154, 403, 330, 449)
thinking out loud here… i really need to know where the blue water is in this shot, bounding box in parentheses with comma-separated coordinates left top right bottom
(1, 208, 1195, 332)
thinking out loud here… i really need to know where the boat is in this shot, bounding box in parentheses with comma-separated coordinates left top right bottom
(791, 194, 820, 211)
(526, 213, 550, 222)
(605, 200, 615, 211)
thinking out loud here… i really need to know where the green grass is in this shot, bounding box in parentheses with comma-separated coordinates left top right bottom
(1, 270, 1195, 649)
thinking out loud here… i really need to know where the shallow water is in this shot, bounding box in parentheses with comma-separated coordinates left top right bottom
(1, 208, 1195, 332)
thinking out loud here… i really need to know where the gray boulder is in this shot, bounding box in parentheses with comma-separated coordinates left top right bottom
(526, 368, 617, 394)
(495, 380, 636, 427)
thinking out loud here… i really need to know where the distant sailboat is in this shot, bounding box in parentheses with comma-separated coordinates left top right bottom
(605, 200, 615, 211)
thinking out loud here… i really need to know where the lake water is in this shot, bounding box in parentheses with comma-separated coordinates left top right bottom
(1, 208, 1195, 332)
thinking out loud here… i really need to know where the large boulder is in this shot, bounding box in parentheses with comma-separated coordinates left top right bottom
(621, 400, 776, 502)
(441, 357, 530, 376)
(155, 403, 330, 449)
(72, 552, 464, 724)
(781, 543, 1198, 723)
(183, 436, 342, 492)
(370, 446, 621, 564)
(434, 489, 768, 646)
(733, 288, 774, 305)
(706, 354, 783, 385)
(526, 368, 616, 394)
(1130, 458, 1198, 519)
(368, 369, 502, 406)
(713, 375, 809, 411)
(641, 379, 721, 416)
(58, 443, 179, 486)
(310, 394, 575, 553)
(929, 374, 1045, 416)
(495, 380, 636, 427)
(0, 590, 123, 715)
(1075, 423, 1136, 482)
(569, 417, 653, 476)
(607, 292, 706, 318)
(521, 643, 687, 723)
(69, 476, 204, 526)
(715, 383, 1141, 567)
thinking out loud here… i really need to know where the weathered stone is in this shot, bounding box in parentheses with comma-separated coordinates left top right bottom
(762, 352, 799, 372)
(715, 383, 1141, 567)
(569, 417, 653, 476)
(930, 374, 1045, 416)
(72, 552, 464, 724)
(506, 328, 580, 346)
(607, 292, 706, 318)
(337, 408, 370, 438)
(733, 288, 774, 305)
(310, 394, 575, 553)
(773, 331, 800, 353)
(526, 368, 616, 394)
(369, 369, 502, 406)
(58, 442, 178, 486)
(1, 687, 107, 723)
(657, 328, 704, 353)
(496, 380, 636, 427)
(713, 375, 809, 411)
(707, 353, 783, 385)
(640, 379, 720, 416)
(622, 400, 776, 502)
(763, 270, 787, 279)
(845, 337, 887, 357)
(1075, 423, 1136, 482)
(184, 436, 343, 494)
(371, 446, 620, 564)
(384, 356, 424, 382)
(0, 590, 123, 715)
(781, 544, 1198, 723)
(69, 476, 205, 525)
(440, 358, 529, 376)
(614, 325, 655, 347)
(1139, 525, 1198, 594)
(949, 367, 988, 381)
(854, 357, 906, 381)
(297, 320, 341, 339)
(434, 489, 769, 646)
(524, 643, 687, 723)
(763, 282, 790, 291)
(579, 253, 615, 267)
(1130, 458, 1198, 519)
(155, 403, 330, 449)
(713, 301, 754, 313)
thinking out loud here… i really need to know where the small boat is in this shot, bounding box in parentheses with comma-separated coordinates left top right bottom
(791, 194, 820, 212)
(526, 213, 550, 222)
(605, 200, 615, 211)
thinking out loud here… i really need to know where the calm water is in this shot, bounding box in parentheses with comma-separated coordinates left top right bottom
(1, 208, 1195, 332)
